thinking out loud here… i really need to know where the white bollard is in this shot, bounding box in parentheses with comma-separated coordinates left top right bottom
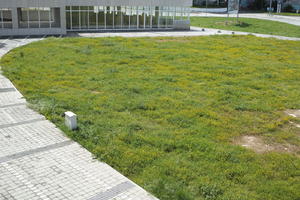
(64, 111, 77, 130)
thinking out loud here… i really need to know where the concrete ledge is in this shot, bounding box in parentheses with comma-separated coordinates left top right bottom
(0, 28, 66, 36)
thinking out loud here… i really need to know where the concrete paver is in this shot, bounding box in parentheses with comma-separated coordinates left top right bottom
(71, 27, 300, 41)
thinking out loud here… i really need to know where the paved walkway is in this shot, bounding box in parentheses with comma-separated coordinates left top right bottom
(191, 13, 300, 26)
(0, 28, 299, 200)
(190, 7, 227, 13)
(0, 40, 157, 200)
(69, 27, 300, 41)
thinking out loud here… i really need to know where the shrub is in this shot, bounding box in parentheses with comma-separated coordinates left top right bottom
(283, 4, 294, 12)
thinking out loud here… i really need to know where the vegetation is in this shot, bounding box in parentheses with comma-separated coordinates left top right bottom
(1, 36, 300, 200)
(273, 12, 300, 16)
(282, 4, 295, 13)
(191, 17, 300, 38)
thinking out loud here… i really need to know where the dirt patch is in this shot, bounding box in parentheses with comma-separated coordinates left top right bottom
(289, 121, 300, 128)
(285, 109, 300, 118)
(285, 109, 300, 129)
(91, 90, 102, 94)
(215, 21, 250, 27)
(234, 135, 299, 155)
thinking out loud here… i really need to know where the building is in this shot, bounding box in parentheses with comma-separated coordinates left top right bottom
(193, 0, 227, 7)
(0, 0, 192, 36)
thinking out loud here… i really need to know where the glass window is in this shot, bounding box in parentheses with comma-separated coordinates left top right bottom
(159, 7, 167, 28)
(40, 7, 50, 28)
(89, 7, 97, 29)
(71, 10, 80, 29)
(80, 6, 90, 11)
(106, 6, 114, 29)
(28, 7, 39, 28)
(98, 6, 105, 29)
(184, 7, 190, 20)
(51, 8, 61, 28)
(72, 6, 79, 11)
(167, 7, 174, 28)
(64, 5, 183, 31)
(145, 7, 151, 29)
(122, 6, 130, 29)
(80, 9, 89, 29)
(152, 7, 159, 28)
(130, 7, 137, 29)
(0, 8, 12, 29)
(138, 6, 145, 29)
(18, 7, 60, 29)
(114, 6, 122, 29)
(175, 7, 182, 20)
(66, 10, 71, 29)
(18, 8, 29, 28)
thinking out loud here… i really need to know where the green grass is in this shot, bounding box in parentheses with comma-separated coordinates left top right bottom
(1, 36, 300, 200)
(273, 12, 300, 16)
(191, 17, 300, 38)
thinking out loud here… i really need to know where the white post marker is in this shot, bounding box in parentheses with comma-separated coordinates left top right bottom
(65, 111, 77, 130)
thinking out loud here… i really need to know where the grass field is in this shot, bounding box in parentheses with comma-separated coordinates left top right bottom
(191, 17, 300, 38)
(273, 12, 300, 17)
(1, 36, 300, 200)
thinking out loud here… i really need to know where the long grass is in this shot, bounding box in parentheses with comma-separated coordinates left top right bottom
(1, 36, 300, 200)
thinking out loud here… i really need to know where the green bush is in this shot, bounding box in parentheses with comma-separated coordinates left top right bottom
(283, 4, 294, 12)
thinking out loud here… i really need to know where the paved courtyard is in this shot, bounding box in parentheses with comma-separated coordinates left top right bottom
(68, 27, 300, 41)
(0, 28, 299, 200)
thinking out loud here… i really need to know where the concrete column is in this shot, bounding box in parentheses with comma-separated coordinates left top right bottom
(60, 6, 67, 34)
(12, 8, 19, 29)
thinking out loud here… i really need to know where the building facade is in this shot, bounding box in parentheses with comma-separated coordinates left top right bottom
(0, 0, 192, 36)
(193, 0, 227, 7)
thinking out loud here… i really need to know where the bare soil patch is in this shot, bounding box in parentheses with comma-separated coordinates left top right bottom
(234, 135, 300, 155)
(285, 109, 300, 129)
(285, 109, 300, 118)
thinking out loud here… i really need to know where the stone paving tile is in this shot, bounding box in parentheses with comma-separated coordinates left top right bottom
(0, 92, 26, 108)
(113, 185, 158, 200)
(0, 143, 155, 200)
(0, 77, 15, 88)
(0, 104, 44, 126)
(73, 28, 300, 41)
(0, 120, 69, 157)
